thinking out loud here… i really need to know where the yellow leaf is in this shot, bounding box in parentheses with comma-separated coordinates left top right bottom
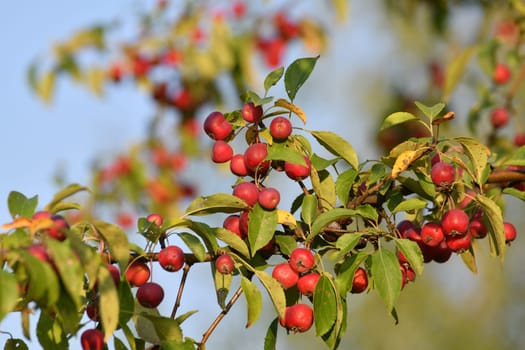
(85, 67, 105, 96)
(274, 99, 307, 124)
(277, 209, 297, 228)
(36, 72, 55, 104)
(2, 217, 32, 231)
(392, 150, 418, 178)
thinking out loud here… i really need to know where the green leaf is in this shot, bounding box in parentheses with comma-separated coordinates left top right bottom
(443, 46, 477, 101)
(335, 168, 357, 206)
(0, 270, 19, 322)
(118, 279, 135, 325)
(175, 220, 219, 255)
(94, 221, 130, 270)
(314, 275, 337, 336)
(7, 191, 38, 218)
(45, 239, 85, 310)
(321, 296, 347, 350)
(174, 310, 198, 325)
(414, 101, 445, 121)
(370, 248, 402, 312)
(36, 312, 68, 350)
(503, 146, 525, 166)
(460, 247, 478, 274)
(284, 56, 319, 101)
(503, 187, 525, 201)
(274, 235, 297, 256)
(391, 197, 428, 213)
(380, 112, 418, 131)
(44, 183, 88, 213)
(455, 137, 490, 185)
(301, 194, 318, 226)
(309, 208, 360, 242)
(394, 238, 424, 276)
(98, 264, 120, 341)
(311, 153, 340, 170)
(476, 194, 505, 260)
(264, 318, 279, 350)
(264, 66, 284, 93)
(248, 204, 278, 256)
(254, 270, 286, 319)
(120, 322, 138, 350)
(334, 252, 368, 295)
(213, 263, 232, 309)
(266, 143, 306, 165)
(241, 276, 262, 328)
(114, 337, 128, 350)
(311, 169, 337, 211)
(20, 250, 60, 305)
(215, 227, 250, 258)
(138, 312, 183, 343)
(310, 131, 358, 169)
(334, 233, 364, 261)
(177, 232, 206, 262)
(4, 339, 29, 350)
(354, 204, 379, 222)
(185, 193, 248, 216)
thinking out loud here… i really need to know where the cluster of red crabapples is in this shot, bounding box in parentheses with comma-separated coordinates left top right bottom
(394, 159, 517, 272)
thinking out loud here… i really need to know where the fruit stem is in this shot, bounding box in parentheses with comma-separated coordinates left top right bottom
(170, 263, 191, 319)
(198, 286, 243, 349)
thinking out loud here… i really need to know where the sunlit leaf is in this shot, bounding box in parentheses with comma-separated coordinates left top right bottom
(380, 112, 418, 131)
(310, 131, 358, 169)
(254, 270, 286, 319)
(0, 270, 19, 322)
(414, 101, 445, 121)
(455, 137, 491, 185)
(443, 47, 477, 101)
(94, 221, 130, 269)
(177, 232, 206, 262)
(264, 67, 284, 93)
(215, 227, 250, 258)
(241, 276, 262, 328)
(98, 265, 120, 341)
(391, 197, 428, 213)
(394, 238, 424, 275)
(185, 193, 248, 216)
(476, 194, 505, 260)
(7, 191, 38, 218)
(44, 184, 88, 213)
(274, 99, 307, 123)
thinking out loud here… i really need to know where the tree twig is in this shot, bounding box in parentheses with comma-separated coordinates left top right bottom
(170, 263, 191, 319)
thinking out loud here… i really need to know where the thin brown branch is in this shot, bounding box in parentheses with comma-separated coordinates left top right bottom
(170, 263, 191, 319)
(198, 286, 243, 350)
(506, 60, 525, 104)
(487, 170, 525, 184)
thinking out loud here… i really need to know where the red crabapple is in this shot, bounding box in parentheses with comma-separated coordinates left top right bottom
(490, 107, 509, 129)
(136, 282, 164, 308)
(215, 253, 235, 274)
(270, 116, 292, 140)
(233, 182, 259, 207)
(125, 261, 151, 286)
(80, 329, 104, 350)
(442, 209, 470, 236)
(431, 162, 456, 187)
(280, 304, 314, 333)
(289, 248, 315, 273)
(212, 140, 233, 163)
(203, 111, 232, 140)
(284, 156, 311, 181)
(272, 263, 299, 289)
(258, 187, 280, 210)
(351, 267, 368, 293)
(158, 245, 185, 272)
(297, 273, 321, 297)
(241, 102, 263, 123)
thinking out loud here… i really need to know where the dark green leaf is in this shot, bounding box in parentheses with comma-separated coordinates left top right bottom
(178, 232, 206, 262)
(264, 67, 284, 93)
(274, 235, 297, 256)
(248, 204, 278, 255)
(185, 193, 248, 216)
(310, 131, 358, 169)
(114, 337, 128, 350)
(284, 56, 319, 101)
(380, 112, 418, 131)
(36, 313, 68, 350)
(7, 191, 38, 218)
(0, 270, 19, 322)
(314, 275, 337, 336)
(264, 318, 279, 350)
(370, 248, 402, 312)
(241, 276, 262, 327)
(119, 279, 135, 325)
(394, 238, 424, 275)
(4, 339, 29, 350)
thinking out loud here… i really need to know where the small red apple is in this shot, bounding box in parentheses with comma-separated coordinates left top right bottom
(243, 143, 269, 173)
(203, 111, 232, 140)
(441, 209, 470, 236)
(280, 304, 313, 333)
(80, 328, 104, 350)
(490, 107, 509, 129)
(284, 156, 311, 181)
(272, 262, 299, 289)
(215, 253, 235, 274)
(232, 182, 259, 207)
(421, 222, 444, 247)
(351, 267, 368, 293)
(242, 102, 263, 123)
(146, 213, 163, 226)
(230, 154, 249, 177)
(493, 63, 511, 84)
(136, 282, 164, 308)
(289, 248, 315, 273)
(212, 140, 233, 163)
(270, 116, 292, 141)
(431, 161, 456, 187)
(158, 245, 185, 272)
(297, 273, 321, 297)
(504, 222, 517, 243)
(125, 261, 151, 287)
(258, 187, 280, 210)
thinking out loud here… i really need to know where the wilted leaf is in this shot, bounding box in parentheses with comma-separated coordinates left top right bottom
(274, 99, 307, 123)
(391, 150, 418, 178)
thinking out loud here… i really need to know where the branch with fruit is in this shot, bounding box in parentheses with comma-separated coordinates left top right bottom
(2, 56, 525, 350)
